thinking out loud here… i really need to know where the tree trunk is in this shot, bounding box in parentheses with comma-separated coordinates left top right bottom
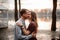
(19, 0, 21, 17)
(15, 0, 18, 21)
(51, 0, 57, 31)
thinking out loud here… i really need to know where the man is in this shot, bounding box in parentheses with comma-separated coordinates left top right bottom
(15, 9, 35, 40)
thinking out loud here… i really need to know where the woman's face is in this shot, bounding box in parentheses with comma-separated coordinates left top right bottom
(27, 12, 32, 19)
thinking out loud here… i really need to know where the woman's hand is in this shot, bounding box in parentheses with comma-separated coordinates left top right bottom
(31, 32, 36, 37)
(26, 31, 30, 35)
(16, 22, 23, 27)
(22, 28, 30, 35)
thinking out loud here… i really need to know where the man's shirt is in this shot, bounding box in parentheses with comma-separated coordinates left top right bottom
(15, 18, 32, 40)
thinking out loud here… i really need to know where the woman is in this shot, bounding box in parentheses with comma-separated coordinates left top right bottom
(22, 11, 38, 40)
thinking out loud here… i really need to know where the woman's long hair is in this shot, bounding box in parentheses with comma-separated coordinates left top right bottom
(31, 11, 38, 33)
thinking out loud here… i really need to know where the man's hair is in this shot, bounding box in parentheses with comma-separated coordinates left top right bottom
(20, 9, 28, 16)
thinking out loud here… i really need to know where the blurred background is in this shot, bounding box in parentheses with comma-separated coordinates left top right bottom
(0, 0, 60, 40)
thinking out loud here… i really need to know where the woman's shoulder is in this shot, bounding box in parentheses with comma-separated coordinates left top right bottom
(30, 21, 36, 25)
(31, 21, 35, 23)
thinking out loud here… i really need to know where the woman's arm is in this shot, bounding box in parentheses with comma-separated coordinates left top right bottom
(16, 22, 37, 35)
(16, 22, 30, 35)
(22, 27, 30, 35)
(22, 27, 36, 37)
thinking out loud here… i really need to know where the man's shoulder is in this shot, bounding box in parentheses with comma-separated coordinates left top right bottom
(15, 18, 23, 26)
(16, 18, 22, 23)
(17, 18, 21, 21)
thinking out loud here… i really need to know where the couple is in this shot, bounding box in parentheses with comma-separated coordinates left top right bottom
(15, 9, 38, 40)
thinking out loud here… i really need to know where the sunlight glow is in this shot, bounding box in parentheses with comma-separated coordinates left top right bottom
(21, 0, 53, 10)
(37, 19, 51, 30)
(8, 0, 53, 10)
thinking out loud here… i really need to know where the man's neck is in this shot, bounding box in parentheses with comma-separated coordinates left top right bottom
(21, 16, 25, 20)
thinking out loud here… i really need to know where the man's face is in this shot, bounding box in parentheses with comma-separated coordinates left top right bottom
(23, 10, 31, 19)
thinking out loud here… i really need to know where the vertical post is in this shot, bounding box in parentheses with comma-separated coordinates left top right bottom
(19, 0, 21, 18)
(15, 0, 18, 21)
(51, 0, 57, 31)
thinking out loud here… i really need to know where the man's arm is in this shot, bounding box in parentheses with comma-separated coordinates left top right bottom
(15, 25, 32, 39)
